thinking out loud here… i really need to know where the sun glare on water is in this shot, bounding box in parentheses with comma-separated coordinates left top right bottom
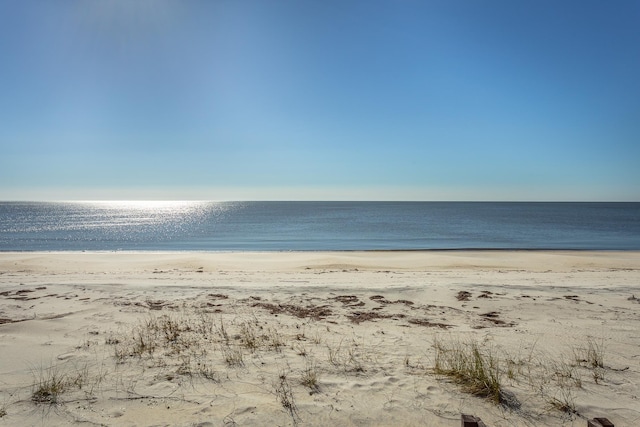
(82, 201, 204, 210)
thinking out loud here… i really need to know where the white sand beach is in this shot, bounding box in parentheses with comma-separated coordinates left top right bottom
(1, 251, 639, 426)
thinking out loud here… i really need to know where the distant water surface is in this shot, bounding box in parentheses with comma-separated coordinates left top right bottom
(0, 201, 639, 251)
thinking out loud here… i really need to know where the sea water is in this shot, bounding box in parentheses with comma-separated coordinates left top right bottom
(1, 201, 639, 251)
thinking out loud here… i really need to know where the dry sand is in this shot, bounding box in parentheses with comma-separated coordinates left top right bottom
(0, 251, 639, 426)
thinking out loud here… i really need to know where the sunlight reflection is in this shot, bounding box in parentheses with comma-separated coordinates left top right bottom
(79, 200, 206, 210)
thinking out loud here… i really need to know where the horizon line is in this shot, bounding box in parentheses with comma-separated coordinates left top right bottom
(1, 199, 638, 204)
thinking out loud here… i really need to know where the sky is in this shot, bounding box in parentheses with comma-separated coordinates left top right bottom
(0, 0, 639, 201)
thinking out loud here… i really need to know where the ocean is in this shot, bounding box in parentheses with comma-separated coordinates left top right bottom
(0, 201, 639, 251)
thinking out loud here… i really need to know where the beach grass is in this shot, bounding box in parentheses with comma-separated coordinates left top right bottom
(2, 251, 639, 426)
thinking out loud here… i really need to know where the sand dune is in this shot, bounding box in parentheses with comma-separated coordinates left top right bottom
(1, 251, 639, 426)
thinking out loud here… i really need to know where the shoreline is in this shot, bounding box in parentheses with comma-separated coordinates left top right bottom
(4, 247, 640, 251)
(3, 247, 640, 253)
(2, 249, 639, 273)
(1, 251, 639, 425)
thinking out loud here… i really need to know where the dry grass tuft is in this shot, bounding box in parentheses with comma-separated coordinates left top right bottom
(546, 387, 577, 415)
(15, 294, 620, 424)
(300, 360, 320, 392)
(274, 370, 299, 424)
(30, 364, 74, 404)
(221, 345, 245, 367)
(433, 337, 518, 407)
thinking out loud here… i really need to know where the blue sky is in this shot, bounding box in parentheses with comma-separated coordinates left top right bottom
(1, 0, 638, 201)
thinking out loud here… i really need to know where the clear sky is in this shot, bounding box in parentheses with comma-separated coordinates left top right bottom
(1, 0, 638, 201)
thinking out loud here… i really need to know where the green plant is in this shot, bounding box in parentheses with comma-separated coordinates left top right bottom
(433, 338, 508, 405)
(550, 357, 582, 389)
(31, 365, 69, 404)
(586, 337, 605, 369)
(546, 386, 576, 414)
(574, 336, 606, 383)
(575, 337, 605, 369)
(300, 360, 319, 391)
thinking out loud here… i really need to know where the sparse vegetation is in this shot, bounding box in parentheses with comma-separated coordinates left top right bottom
(300, 360, 319, 392)
(274, 370, 299, 424)
(239, 321, 259, 352)
(221, 345, 245, 367)
(576, 337, 605, 369)
(266, 327, 285, 352)
(546, 386, 577, 415)
(28, 360, 105, 406)
(433, 338, 506, 405)
(574, 337, 606, 384)
(326, 338, 366, 373)
(4, 292, 626, 426)
(30, 364, 73, 404)
(430, 334, 616, 417)
(538, 353, 583, 392)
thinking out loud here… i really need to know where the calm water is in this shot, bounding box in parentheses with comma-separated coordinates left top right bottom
(0, 201, 639, 251)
